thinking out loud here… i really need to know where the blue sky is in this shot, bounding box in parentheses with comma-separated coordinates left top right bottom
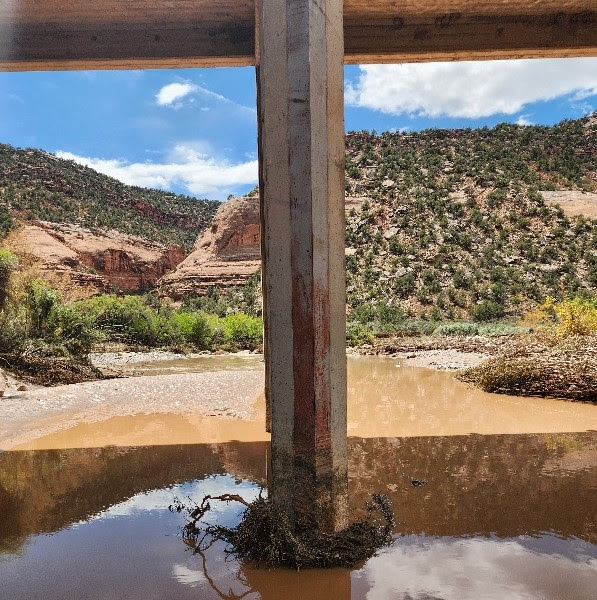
(0, 58, 595, 200)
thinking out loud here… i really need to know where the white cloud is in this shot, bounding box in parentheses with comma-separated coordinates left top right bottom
(155, 82, 198, 106)
(56, 145, 258, 198)
(155, 81, 255, 115)
(345, 58, 597, 119)
(515, 115, 533, 126)
(172, 564, 205, 588)
(355, 537, 597, 600)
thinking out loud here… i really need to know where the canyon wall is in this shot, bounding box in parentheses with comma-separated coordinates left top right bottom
(159, 195, 261, 299)
(16, 222, 185, 297)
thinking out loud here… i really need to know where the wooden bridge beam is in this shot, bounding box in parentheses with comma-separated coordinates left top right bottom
(0, 1, 595, 71)
(257, 0, 348, 532)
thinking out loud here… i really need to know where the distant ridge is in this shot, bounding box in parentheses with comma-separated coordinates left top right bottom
(1, 115, 595, 317)
(161, 115, 596, 320)
(0, 143, 219, 295)
(0, 144, 220, 251)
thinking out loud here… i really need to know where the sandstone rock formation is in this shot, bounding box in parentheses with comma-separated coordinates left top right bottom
(15, 222, 185, 297)
(159, 193, 368, 300)
(159, 195, 261, 299)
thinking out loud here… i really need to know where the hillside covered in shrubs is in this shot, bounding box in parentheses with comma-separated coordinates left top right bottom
(344, 115, 596, 329)
(0, 144, 219, 251)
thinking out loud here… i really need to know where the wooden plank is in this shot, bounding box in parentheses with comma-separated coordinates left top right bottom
(257, 0, 348, 532)
(257, 0, 295, 521)
(0, 1, 595, 70)
(344, 12, 597, 63)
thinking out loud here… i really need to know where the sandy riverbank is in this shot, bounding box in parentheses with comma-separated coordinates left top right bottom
(93, 347, 488, 373)
(0, 369, 265, 450)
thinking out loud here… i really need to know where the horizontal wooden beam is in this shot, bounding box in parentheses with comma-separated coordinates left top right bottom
(0, 1, 595, 70)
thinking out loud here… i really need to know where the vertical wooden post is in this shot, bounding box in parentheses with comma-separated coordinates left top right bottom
(257, 0, 347, 532)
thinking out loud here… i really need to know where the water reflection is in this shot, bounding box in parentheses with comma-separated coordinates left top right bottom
(0, 431, 595, 599)
(350, 536, 597, 600)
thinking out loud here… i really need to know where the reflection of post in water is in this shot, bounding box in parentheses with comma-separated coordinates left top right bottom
(190, 538, 352, 600)
(258, 0, 349, 532)
(191, 541, 252, 600)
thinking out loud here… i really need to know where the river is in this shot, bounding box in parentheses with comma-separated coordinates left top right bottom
(0, 355, 595, 599)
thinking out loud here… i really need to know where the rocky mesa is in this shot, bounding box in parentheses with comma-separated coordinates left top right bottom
(159, 195, 261, 300)
(158, 194, 370, 300)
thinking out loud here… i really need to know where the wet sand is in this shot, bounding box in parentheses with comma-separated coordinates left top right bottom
(392, 349, 489, 370)
(0, 369, 265, 450)
(2, 355, 596, 451)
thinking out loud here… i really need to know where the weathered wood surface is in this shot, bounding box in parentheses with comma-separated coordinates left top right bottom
(257, 0, 348, 532)
(1, 0, 595, 70)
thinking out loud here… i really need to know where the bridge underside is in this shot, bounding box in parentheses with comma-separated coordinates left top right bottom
(1, 0, 595, 532)
(1, 0, 595, 71)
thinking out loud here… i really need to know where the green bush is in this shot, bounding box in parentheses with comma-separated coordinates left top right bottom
(0, 248, 17, 311)
(470, 300, 506, 322)
(221, 313, 262, 350)
(394, 320, 437, 336)
(75, 294, 164, 346)
(172, 311, 213, 349)
(346, 321, 374, 346)
(46, 304, 98, 355)
(26, 279, 60, 338)
(477, 323, 529, 336)
(350, 301, 405, 331)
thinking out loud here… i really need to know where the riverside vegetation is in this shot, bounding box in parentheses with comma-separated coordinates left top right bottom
(0, 249, 262, 385)
(1, 245, 595, 399)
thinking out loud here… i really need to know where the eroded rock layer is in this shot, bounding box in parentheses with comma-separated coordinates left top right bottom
(159, 195, 261, 299)
(16, 222, 185, 297)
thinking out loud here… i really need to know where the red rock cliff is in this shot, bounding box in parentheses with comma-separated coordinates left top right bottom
(159, 195, 261, 299)
(16, 222, 185, 297)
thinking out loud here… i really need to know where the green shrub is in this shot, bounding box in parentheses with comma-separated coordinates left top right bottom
(221, 313, 262, 350)
(350, 301, 405, 331)
(394, 320, 437, 336)
(46, 304, 98, 355)
(75, 294, 163, 346)
(470, 300, 505, 322)
(172, 311, 213, 349)
(0, 206, 13, 240)
(477, 323, 529, 336)
(346, 321, 374, 346)
(0, 248, 17, 311)
(394, 273, 416, 297)
(26, 279, 60, 338)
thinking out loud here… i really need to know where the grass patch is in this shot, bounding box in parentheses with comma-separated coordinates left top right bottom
(432, 322, 479, 337)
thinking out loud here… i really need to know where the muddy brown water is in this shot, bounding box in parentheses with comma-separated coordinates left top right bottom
(0, 356, 596, 599)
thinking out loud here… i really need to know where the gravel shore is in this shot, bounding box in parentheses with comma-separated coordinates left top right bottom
(0, 369, 265, 450)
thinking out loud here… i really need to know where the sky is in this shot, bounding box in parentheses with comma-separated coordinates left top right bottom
(0, 57, 596, 200)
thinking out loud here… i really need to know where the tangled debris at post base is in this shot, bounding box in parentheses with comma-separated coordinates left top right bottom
(171, 493, 395, 569)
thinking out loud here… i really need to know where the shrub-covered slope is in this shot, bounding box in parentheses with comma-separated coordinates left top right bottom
(0, 144, 220, 251)
(344, 115, 596, 321)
